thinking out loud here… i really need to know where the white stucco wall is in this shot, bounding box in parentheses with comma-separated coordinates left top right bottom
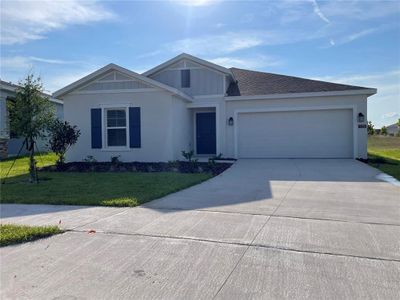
(224, 94, 369, 159)
(171, 95, 192, 160)
(63, 90, 181, 162)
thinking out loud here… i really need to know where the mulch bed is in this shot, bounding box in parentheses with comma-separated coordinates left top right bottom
(40, 161, 232, 175)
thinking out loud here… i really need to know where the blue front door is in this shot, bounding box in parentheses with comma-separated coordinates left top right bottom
(196, 112, 216, 155)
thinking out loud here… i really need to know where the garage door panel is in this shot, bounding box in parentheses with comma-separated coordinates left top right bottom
(237, 109, 353, 158)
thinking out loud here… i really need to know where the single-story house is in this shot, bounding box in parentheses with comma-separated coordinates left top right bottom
(53, 53, 376, 162)
(0, 80, 64, 159)
(386, 122, 399, 136)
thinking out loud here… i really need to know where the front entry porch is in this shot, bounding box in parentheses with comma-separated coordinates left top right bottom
(189, 107, 217, 157)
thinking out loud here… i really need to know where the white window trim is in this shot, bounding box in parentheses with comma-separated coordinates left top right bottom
(99, 104, 131, 151)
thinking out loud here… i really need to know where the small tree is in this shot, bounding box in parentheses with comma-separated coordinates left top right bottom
(367, 121, 374, 135)
(381, 126, 388, 136)
(7, 74, 55, 183)
(48, 120, 81, 166)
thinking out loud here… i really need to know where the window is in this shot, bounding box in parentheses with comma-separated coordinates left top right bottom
(181, 69, 190, 88)
(106, 109, 127, 147)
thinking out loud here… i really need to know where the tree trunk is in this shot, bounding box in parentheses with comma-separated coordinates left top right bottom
(28, 138, 38, 184)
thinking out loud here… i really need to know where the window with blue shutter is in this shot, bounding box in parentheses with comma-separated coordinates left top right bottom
(181, 69, 190, 88)
(91, 108, 102, 149)
(129, 107, 141, 148)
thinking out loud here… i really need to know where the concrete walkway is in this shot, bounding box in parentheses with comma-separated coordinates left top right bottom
(1, 159, 399, 299)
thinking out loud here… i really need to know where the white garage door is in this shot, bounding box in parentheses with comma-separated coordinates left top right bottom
(237, 109, 353, 158)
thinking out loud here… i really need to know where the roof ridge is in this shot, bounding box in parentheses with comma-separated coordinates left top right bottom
(229, 67, 368, 89)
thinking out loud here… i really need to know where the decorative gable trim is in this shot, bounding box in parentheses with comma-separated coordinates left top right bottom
(142, 53, 233, 78)
(76, 70, 153, 93)
(53, 63, 193, 102)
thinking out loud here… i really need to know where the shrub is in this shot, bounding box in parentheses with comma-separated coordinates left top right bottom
(168, 160, 180, 169)
(111, 155, 122, 165)
(48, 120, 80, 166)
(83, 155, 97, 163)
(181, 150, 195, 162)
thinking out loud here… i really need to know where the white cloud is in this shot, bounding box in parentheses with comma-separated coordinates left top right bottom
(319, 0, 400, 20)
(258, 1, 398, 48)
(344, 28, 378, 43)
(310, 0, 330, 24)
(166, 30, 320, 56)
(44, 69, 97, 93)
(167, 32, 265, 55)
(331, 26, 392, 46)
(0, 55, 102, 93)
(382, 112, 399, 119)
(209, 55, 283, 70)
(1, 0, 114, 45)
(1, 56, 82, 70)
(173, 0, 219, 7)
(1, 56, 33, 70)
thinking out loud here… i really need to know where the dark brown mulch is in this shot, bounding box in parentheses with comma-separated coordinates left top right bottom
(40, 161, 232, 176)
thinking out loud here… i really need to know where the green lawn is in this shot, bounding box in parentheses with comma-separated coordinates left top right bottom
(368, 135, 400, 180)
(0, 224, 63, 247)
(1, 153, 212, 207)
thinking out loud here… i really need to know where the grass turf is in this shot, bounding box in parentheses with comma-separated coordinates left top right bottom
(0, 224, 63, 247)
(367, 135, 400, 180)
(1, 153, 212, 207)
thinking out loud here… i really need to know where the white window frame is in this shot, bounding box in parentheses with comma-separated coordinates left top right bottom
(99, 104, 131, 151)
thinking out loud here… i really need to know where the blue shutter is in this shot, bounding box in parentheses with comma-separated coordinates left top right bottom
(91, 108, 102, 149)
(129, 107, 141, 148)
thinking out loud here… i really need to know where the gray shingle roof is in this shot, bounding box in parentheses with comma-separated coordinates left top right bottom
(227, 68, 369, 96)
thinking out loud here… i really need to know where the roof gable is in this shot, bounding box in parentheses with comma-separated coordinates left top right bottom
(53, 64, 193, 102)
(142, 53, 233, 77)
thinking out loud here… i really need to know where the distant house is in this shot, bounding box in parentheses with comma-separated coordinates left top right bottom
(386, 122, 399, 136)
(0, 80, 63, 159)
(54, 53, 376, 162)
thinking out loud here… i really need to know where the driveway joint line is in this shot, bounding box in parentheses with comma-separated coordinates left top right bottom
(66, 229, 400, 263)
(271, 214, 400, 227)
(212, 180, 297, 299)
(69, 207, 132, 230)
(142, 206, 400, 227)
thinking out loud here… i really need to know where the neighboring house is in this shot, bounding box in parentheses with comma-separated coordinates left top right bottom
(0, 80, 63, 159)
(386, 122, 399, 136)
(53, 53, 376, 162)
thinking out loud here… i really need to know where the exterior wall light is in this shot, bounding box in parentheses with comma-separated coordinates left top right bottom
(228, 117, 234, 126)
(358, 113, 365, 123)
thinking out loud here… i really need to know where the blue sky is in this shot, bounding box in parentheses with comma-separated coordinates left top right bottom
(1, 0, 399, 127)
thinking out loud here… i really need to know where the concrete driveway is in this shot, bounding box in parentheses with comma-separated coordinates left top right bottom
(1, 159, 399, 299)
